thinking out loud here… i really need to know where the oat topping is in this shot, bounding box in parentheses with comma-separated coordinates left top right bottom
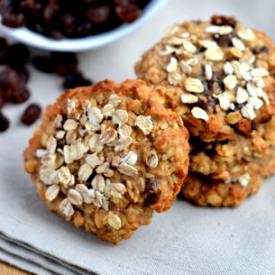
(184, 77, 204, 93)
(45, 185, 60, 202)
(205, 46, 224, 61)
(181, 93, 198, 104)
(236, 87, 249, 104)
(102, 104, 115, 117)
(161, 17, 270, 122)
(145, 151, 159, 168)
(226, 173, 250, 187)
(121, 151, 138, 166)
(223, 75, 238, 90)
(224, 62, 234, 75)
(63, 119, 78, 131)
(108, 212, 122, 230)
(135, 115, 154, 135)
(38, 93, 159, 217)
(232, 37, 245, 51)
(166, 56, 178, 72)
(75, 184, 95, 204)
(78, 163, 93, 182)
(112, 109, 128, 125)
(191, 107, 209, 121)
(237, 28, 256, 41)
(68, 189, 83, 206)
(118, 162, 138, 176)
(204, 64, 213, 80)
(216, 92, 231, 111)
(59, 198, 74, 218)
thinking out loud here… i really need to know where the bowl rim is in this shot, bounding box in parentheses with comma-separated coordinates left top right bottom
(0, 0, 166, 52)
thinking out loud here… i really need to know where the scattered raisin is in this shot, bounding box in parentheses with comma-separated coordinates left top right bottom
(32, 56, 55, 73)
(1, 43, 30, 67)
(32, 51, 91, 92)
(0, 38, 8, 51)
(51, 52, 78, 77)
(63, 72, 92, 89)
(0, 39, 33, 132)
(21, 103, 42, 126)
(10, 88, 30, 104)
(14, 67, 30, 83)
(0, 112, 9, 132)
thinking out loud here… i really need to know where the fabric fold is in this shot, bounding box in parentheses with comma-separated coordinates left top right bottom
(0, 233, 94, 275)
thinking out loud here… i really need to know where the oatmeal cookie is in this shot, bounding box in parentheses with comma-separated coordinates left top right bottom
(24, 80, 189, 243)
(135, 15, 275, 207)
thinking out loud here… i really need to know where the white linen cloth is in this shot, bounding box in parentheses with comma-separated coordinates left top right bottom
(0, 0, 275, 274)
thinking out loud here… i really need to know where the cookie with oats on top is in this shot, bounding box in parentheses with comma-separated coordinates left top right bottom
(23, 80, 189, 244)
(135, 15, 275, 207)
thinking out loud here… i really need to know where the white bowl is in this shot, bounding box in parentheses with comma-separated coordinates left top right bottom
(0, 0, 166, 52)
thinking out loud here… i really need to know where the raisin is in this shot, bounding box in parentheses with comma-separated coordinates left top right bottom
(10, 88, 30, 104)
(51, 52, 78, 64)
(235, 118, 252, 136)
(50, 31, 65, 40)
(258, 115, 272, 124)
(0, 0, 9, 11)
(14, 67, 30, 83)
(252, 46, 269, 55)
(251, 120, 257, 131)
(32, 56, 55, 73)
(115, 3, 140, 23)
(55, 62, 78, 77)
(57, 138, 66, 149)
(0, 66, 20, 101)
(211, 15, 237, 28)
(20, 0, 42, 17)
(2, 43, 30, 67)
(61, 13, 76, 35)
(63, 72, 92, 89)
(87, 6, 111, 24)
(0, 38, 7, 51)
(213, 33, 233, 48)
(43, 4, 59, 25)
(0, 112, 9, 132)
(21, 103, 41, 126)
(51, 52, 78, 76)
(144, 179, 161, 206)
(1, 12, 25, 28)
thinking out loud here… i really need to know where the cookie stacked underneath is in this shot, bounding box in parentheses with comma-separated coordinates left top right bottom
(24, 80, 189, 243)
(135, 15, 275, 207)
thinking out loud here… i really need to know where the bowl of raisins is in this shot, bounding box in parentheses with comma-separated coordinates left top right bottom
(0, 0, 166, 52)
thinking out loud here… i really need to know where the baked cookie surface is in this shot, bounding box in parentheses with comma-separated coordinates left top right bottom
(24, 80, 189, 243)
(135, 15, 275, 207)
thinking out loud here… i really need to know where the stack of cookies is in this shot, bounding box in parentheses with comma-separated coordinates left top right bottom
(24, 15, 275, 244)
(135, 15, 275, 207)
